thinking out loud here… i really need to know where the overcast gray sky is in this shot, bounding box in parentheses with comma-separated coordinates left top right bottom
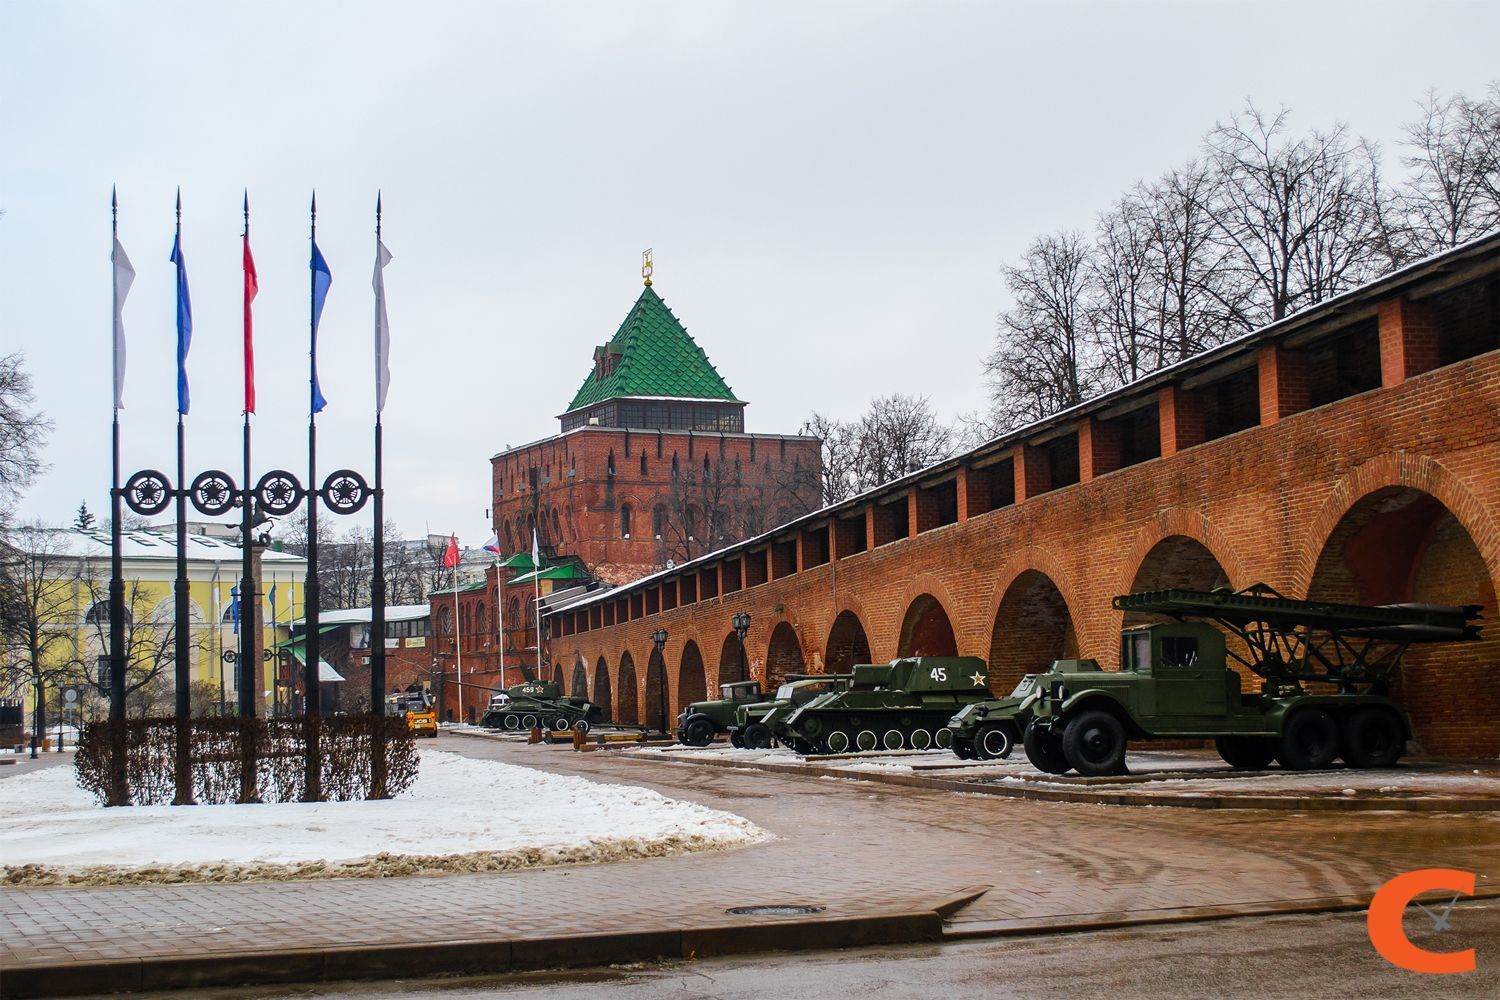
(3, 0, 1496, 547)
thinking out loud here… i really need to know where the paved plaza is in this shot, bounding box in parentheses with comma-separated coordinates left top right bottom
(3, 733, 1498, 993)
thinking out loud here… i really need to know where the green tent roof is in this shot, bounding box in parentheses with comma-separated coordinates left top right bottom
(564, 285, 741, 414)
(506, 564, 589, 587)
(430, 579, 489, 597)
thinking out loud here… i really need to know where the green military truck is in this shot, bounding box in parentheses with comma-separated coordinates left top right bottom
(478, 680, 607, 734)
(778, 656, 995, 755)
(949, 586, 1482, 776)
(675, 680, 768, 746)
(728, 674, 852, 749)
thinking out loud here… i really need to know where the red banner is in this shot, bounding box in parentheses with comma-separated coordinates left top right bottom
(243, 235, 258, 414)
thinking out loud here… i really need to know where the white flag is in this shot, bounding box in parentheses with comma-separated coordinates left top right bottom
(532, 528, 540, 567)
(112, 237, 135, 410)
(373, 239, 392, 413)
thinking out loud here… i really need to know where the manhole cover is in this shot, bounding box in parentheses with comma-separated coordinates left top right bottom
(726, 905, 825, 916)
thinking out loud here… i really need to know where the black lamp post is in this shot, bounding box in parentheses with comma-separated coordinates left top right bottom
(650, 628, 668, 735)
(732, 612, 751, 685)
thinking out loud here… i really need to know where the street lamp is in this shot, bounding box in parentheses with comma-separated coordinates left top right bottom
(731, 612, 752, 685)
(650, 628, 669, 735)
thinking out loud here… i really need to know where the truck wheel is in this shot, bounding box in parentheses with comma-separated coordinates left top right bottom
(1276, 709, 1339, 770)
(976, 723, 1015, 760)
(951, 737, 976, 760)
(729, 730, 746, 749)
(1342, 708, 1405, 768)
(682, 717, 716, 748)
(1214, 735, 1276, 770)
(1023, 722, 1070, 775)
(1061, 710, 1127, 777)
(826, 730, 851, 753)
(743, 723, 773, 750)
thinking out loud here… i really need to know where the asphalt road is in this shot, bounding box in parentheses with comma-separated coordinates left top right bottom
(100, 900, 1499, 1000)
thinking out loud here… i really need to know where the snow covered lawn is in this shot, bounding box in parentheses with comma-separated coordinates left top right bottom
(0, 750, 767, 887)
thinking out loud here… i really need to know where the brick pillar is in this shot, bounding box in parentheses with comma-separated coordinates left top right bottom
(906, 489, 920, 537)
(1078, 417, 1120, 482)
(864, 505, 877, 552)
(1158, 386, 1203, 458)
(795, 533, 806, 573)
(1257, 345, 1309, 426)
(955, 467, 972, 522)
(1379, 298, 1440, 386)
(1014, 445, 1049, 502)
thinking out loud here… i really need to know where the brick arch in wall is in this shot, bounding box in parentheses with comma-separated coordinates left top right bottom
(898, 594, 959, 658)
(987, 554, 1081, 693)
(616, 651, 639, 725)
(552, 662, 565, 687)
(677, 640, 708, 715)
(570, 654, 588, 698)
(645, 646, 668, 733)
(1303, 482, 1500, 756)
(593, 656, 612, 721)
(764, 621, 805, 688)
(824, 610, 873, 672)
(892, 574, 972, 656)
(717, 631, 749, 686)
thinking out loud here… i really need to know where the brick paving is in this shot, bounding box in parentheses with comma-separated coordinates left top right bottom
(3, 735, 1498, 972)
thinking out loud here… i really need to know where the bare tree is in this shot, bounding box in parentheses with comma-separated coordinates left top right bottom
(1201, 103, 1381, 322)
(805, 394, 954, 502)
(986, 232, 1099, 428)
(1381, 88, 1500, 264)
(0, 525, 82, 741)
(80, 570, 192, 717)
(0, 353, 51, 538)
(802, 412, 861, 505)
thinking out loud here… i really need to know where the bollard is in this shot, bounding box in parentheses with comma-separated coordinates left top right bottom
(528, 725, 542, 745)
(572, 726, 586, 751)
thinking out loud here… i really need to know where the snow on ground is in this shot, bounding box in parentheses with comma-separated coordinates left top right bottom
(0, 750, 767, 887)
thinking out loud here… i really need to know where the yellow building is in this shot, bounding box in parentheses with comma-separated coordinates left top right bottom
(3, 525, 307, 724)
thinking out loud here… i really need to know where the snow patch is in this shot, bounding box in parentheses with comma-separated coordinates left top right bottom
(0, 750, 767, 886)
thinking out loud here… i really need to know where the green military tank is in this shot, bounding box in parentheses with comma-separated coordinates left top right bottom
(478, 680, 606, 733)
(675, 680, 768, 746)
(777, 656, 994, 755)
(727, 675, 852, 749)
(948, 586, 1483, 776)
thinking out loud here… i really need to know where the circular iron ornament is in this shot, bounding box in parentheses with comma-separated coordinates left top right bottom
(221, 650, 238, 665)
(255, 470, 305, 516)
(189, 470, 238, 517)
(123, 470, 172, 516)
(321, 469, 370, 515)
(263, 649, 273, 661)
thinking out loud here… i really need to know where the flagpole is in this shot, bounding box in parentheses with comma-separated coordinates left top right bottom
(533, 530, 542, 680)
(454, 546, 463, 723)
(303, 192, 323, 802)
(171, 188, 194, 805)
(237, 191, 260, 803)
(369, 193, 389, 797)
(494, 556, 504, 683)
(106, 186, 128, 806)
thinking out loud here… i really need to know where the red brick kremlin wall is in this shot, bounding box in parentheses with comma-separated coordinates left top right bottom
(545, 249, 1500, 757)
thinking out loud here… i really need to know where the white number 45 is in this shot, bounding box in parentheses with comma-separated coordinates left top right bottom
(929, 667, 947, 682)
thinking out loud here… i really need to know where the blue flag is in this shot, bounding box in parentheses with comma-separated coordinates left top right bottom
(267, 582, 278, 621)
(310, 240, 332, 414)
(230, 585, 240, 635)
(170, 232, 193, 415)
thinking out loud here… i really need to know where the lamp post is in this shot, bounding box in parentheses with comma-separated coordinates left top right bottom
(650, 628, 668, 735)
(732, 612, 751, 686)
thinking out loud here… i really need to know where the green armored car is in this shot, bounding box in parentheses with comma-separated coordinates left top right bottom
(949, 586, 1482, 776)
(675, 680, 768, 746)
(479, 680, 606, 734)
(777, 656, 995, 755)
(728, 674, 852, 749)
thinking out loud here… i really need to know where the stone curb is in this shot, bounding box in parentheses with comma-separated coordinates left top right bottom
(0, 909, 943, 998)
(941, 887, 1500, 939)
(624, 750, 1500, 812)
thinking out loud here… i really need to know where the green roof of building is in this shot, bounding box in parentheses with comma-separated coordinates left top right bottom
(506, 564, 589, 587)
(564, 285, 741, 414)
(430, 579, 489, 597)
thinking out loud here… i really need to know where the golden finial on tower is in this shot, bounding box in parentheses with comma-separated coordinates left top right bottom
(642, 248, 653, 287)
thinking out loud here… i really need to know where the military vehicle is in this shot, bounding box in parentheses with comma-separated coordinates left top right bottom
(776, 656, 995, 754)
(675, 680, 767, 747)
(478, 680, 606, 733)
(727, 674, 852, 749)
(950, 586, 1482, 776)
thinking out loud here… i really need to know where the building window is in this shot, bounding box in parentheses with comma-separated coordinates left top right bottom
(671, 454, 679, 479)
(652, 504, 667, 539)
(440, 606, 453, 636)
(640, 452, 648, 476)
(620, 503, 633, 539)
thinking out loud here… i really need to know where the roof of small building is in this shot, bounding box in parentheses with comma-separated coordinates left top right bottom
(22, 527, 307, 565)
(564, 285, 740, 415)
(292, 605, 430, 627)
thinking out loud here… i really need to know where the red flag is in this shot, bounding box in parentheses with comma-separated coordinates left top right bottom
(242, 234, 258, 414)
(443, 534, 460, 568)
